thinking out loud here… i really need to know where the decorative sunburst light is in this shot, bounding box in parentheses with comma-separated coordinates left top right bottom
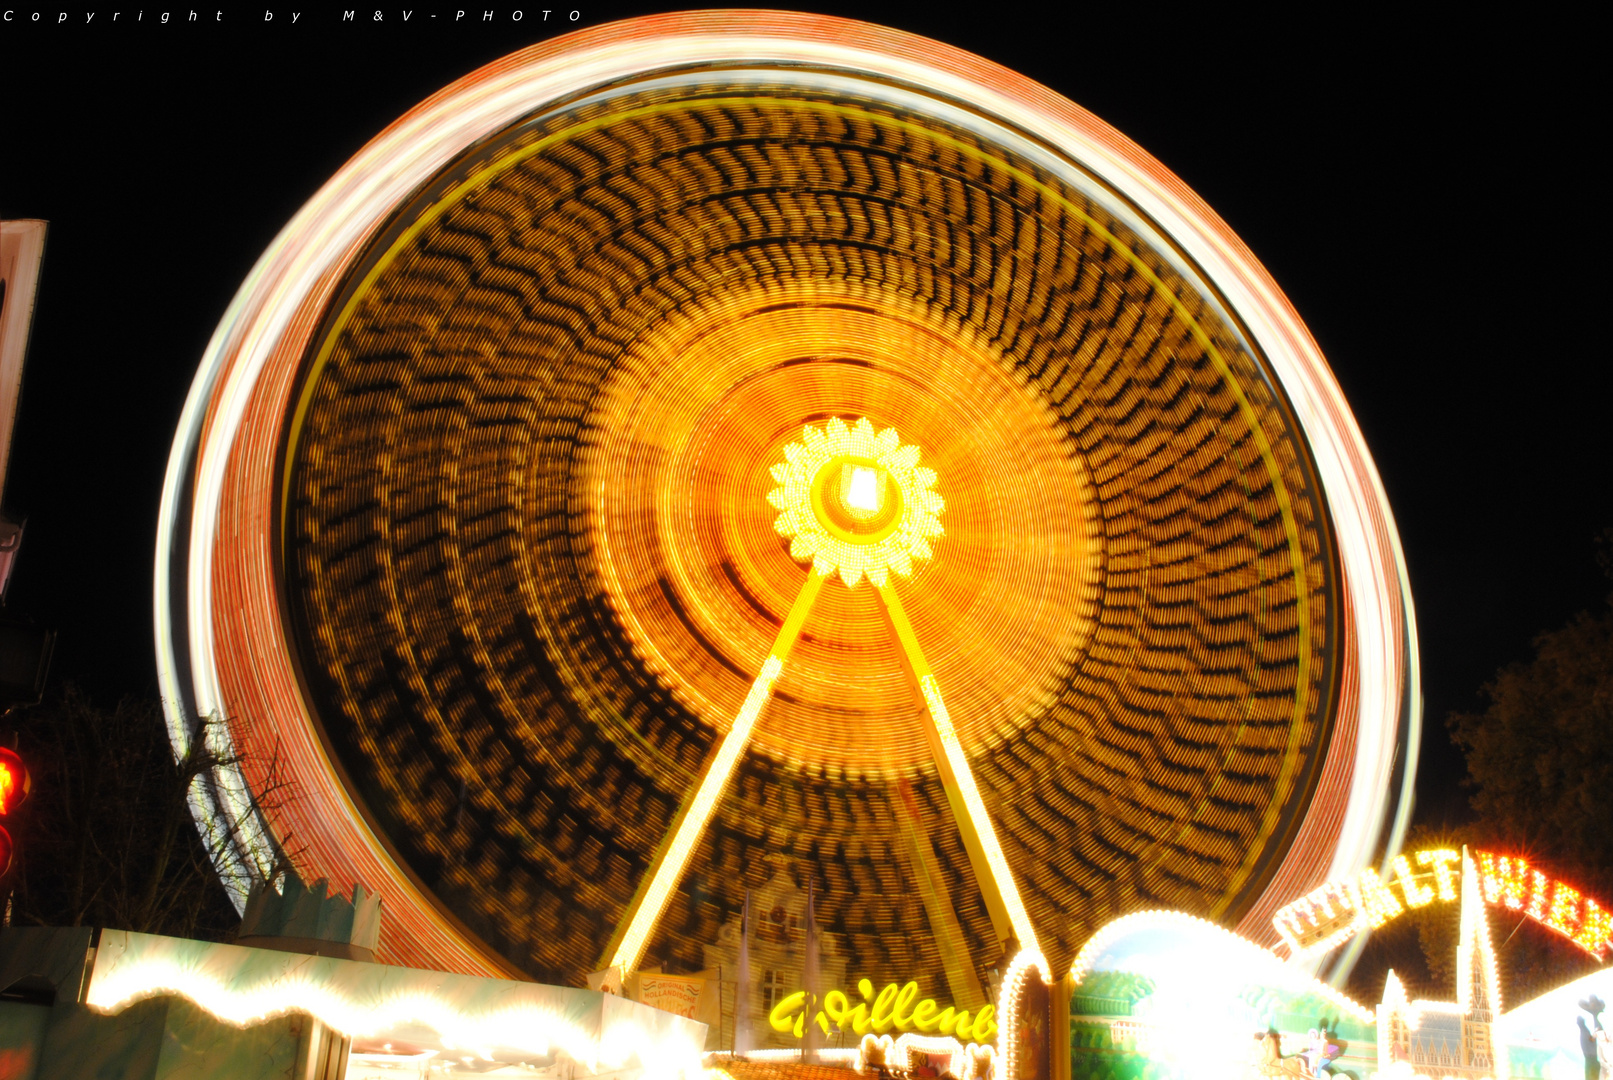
(767, 417, 945, 588)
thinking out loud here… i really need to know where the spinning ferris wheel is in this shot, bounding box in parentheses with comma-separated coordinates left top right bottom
(156, 11, 1418, 1020)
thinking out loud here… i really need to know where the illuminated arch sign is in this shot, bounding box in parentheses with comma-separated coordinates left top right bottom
(1274, 848, 1613, 959)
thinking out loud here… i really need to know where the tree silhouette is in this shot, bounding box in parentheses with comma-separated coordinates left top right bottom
(1448, 609, 1613, 898)
(3, 684, 298, 941)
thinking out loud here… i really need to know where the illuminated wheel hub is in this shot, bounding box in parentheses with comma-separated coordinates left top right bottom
(769, 417, 943, 588)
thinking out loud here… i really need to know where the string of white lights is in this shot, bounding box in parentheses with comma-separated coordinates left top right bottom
(87, 935, 704, 1079)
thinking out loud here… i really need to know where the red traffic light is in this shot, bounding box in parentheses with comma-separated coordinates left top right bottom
(0, 747, 29, 815)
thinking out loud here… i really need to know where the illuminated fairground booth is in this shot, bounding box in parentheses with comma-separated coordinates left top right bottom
(23, 8, 1604, 1080)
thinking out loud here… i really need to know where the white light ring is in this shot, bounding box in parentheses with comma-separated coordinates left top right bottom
(155, 11, 1417, 973)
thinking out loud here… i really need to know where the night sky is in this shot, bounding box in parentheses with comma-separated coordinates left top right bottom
(2, 7, 1604, 832)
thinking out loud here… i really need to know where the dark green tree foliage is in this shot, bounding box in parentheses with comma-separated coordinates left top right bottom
(1448, 610, 1613, 896)
(4, 685, 242, 940)
(1072, 970, 1156, 1016)
(1077, 971, 1156, 1002)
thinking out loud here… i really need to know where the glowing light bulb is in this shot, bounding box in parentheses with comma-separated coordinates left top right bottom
(845, 465, 882, 513)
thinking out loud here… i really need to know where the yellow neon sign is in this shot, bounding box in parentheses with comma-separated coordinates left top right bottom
(767, 978, 997, 1044)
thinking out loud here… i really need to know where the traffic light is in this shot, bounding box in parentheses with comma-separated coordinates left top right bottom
(0, 746, 27, 877)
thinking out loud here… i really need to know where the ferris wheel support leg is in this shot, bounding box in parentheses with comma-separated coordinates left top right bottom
(875, 581, 1041, 961)
(603, 569, 827, 975)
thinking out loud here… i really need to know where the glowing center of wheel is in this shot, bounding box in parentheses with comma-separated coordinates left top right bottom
(844, 465, 882, 514)
(768, 416, 944, 588)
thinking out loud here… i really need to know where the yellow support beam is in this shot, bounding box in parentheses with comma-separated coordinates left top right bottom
(606, 419, 1042, 977)
(1051, 970, 1073, 1080)
(876, 581, 1040, 959)
(893, 778, 989, 1010)
(605, 570, 826, 973)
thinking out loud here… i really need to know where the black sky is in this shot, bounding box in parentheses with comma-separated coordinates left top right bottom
(1, 7, 1606, 830)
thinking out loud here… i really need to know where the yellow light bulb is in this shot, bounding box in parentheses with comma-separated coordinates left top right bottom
(844, 465, 883, 513)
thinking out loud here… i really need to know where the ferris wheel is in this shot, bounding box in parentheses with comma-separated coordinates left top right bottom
(156, 12, 1418, 1020)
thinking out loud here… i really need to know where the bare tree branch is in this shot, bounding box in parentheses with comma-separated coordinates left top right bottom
(5, 685, 304, 941)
